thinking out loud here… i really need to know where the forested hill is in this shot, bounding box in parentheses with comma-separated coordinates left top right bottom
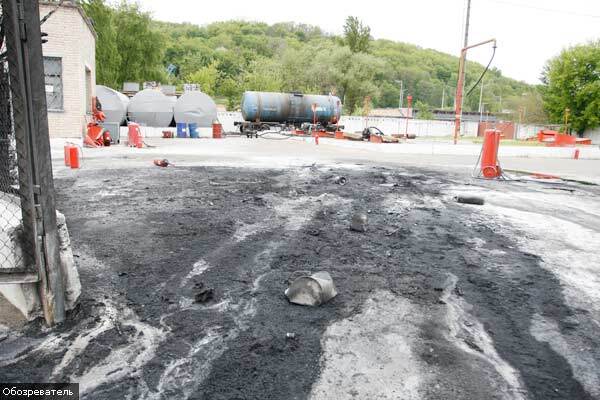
(84, 1, 535, 115)
(155, 20, 532, 114)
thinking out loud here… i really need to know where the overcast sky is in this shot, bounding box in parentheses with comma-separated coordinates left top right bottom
(141, 0, 600, 84)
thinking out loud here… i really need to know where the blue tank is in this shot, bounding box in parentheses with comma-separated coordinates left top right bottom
(241, 91, 342, 125)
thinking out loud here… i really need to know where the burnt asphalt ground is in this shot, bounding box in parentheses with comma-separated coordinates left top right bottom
(1, 164, 599, 400)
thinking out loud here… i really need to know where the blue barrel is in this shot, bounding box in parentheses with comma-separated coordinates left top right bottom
(188, 123, 199, 138)
(176, 122, 187, 138)
(241, 91, 342, 125)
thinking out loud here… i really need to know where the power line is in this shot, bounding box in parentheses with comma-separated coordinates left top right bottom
(487, 0, 600, 19)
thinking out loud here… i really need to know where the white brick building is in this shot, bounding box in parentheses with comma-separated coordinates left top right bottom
(39, 1, 96, 138)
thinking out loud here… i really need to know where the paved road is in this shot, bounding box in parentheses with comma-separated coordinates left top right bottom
(51, 137, 600, 183)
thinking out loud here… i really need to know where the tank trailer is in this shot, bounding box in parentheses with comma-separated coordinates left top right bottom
(234, 91, 343, 137)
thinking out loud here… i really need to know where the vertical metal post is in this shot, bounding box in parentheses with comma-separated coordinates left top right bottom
(454, 50, 466, 144)
(405, 95, 413, 141)
(2, 0, 65, 325)
(397, 80, 403, 135)
(441, 87, 446, 110)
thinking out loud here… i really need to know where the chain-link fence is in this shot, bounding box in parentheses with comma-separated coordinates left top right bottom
(0, 4, 31, 275)
(1, 0, 65, 324)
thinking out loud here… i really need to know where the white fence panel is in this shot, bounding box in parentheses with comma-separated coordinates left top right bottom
(515, 124, 546, 140)
(216, 113, 481, 138)
(339, 116, 478, 137)
(584, 127, 600, 144)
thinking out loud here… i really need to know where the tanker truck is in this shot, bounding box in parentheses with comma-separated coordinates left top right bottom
(234, 91, 343, 136)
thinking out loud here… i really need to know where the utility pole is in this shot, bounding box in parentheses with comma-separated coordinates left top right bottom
(461, 0, 472, 105)
(454, 0, 472, 144)
(463, 0, 472, 48)
(454, 38, 496, 144)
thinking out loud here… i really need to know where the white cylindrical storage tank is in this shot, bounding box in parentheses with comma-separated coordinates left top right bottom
(128, 89, 174, 127)
(96, 85, 129, 125)
(174, 91, 218, 127)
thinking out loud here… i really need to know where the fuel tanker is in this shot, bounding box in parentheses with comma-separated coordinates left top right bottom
(236, 91, 343, 135)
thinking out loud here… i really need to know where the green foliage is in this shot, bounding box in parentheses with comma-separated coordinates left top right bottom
(343, 16, 371, 53)
(504, 89, 548, 124)
(219, 77, 243, 110)
(80, 0, 120, 88)
(83, 4, 533, 113)
(542, 41, 600, 133)
(415, 100, 433, 120)
(82, 1, 166, 88)
(241, 58, 284, 92)
(186, 63, 219, 95)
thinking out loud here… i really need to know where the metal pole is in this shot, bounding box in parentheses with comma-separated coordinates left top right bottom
(441, 87, 446, 110)
(405, 95, 413, 141)
(398, 80, 403, 135)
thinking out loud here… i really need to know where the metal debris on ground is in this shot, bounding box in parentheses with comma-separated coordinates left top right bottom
(350, 213, 368, 232)
(455, 196, 485, 206)
(333, 176, 347, 185)
(285, 271, 338, 307)
(193, 282, 214, 303)
(153, 159, 171, 168)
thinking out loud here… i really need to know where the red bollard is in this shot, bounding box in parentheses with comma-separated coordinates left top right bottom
(574, 149, 580, 160)
(69, 146, 80, 169)
(481, 129, 502, 179)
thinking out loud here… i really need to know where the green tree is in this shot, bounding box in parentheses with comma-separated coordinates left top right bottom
(415, 100, 433, 120)
(343, 16, 371, 53)
(81, 0, 121, 88)
(505, 89, 548, 124)
(84, 11, 534, 112)
(82, 1, 167, 87)
(542, 41, 600, 133)
(186, 63, 219, 95)
(219, 77, 243, 110)
(241, 58, 283, 92)
(113, 2, 166, 85)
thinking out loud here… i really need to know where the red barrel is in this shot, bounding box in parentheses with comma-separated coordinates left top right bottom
(481, 129, 502, 178)
(212, 122, 223, 139)
(69, 146, 80, 169)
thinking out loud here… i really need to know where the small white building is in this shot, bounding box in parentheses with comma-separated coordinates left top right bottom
(39, 1, 96, 138)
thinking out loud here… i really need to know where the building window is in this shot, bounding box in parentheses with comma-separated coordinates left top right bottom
(43, 57, 63, 111)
